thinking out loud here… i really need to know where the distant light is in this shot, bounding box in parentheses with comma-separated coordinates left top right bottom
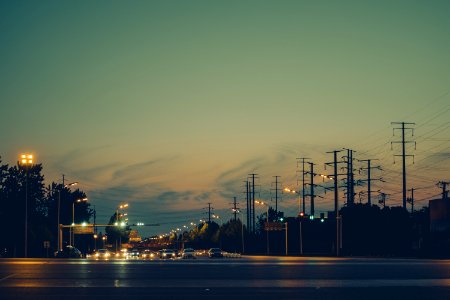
(309, 216, 314, 220)
(321, 219, 325, 223)
(114, 222, 118, 226)
(82, 222, 87, 227)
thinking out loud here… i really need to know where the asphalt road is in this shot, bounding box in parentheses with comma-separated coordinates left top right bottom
(1, 256, 450, 299)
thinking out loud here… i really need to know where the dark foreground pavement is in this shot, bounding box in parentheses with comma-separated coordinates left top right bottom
(1, 256, 450, 299)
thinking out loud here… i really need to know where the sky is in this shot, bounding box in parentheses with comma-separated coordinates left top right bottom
(1, 0, 449, 237)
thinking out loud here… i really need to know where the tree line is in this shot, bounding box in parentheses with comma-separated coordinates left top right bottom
(0, 157, 92, 257)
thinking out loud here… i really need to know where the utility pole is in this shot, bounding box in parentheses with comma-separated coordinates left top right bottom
(296, 158, 310, 215)
(407, 188, 415, 213)
(326, 150, 344, 256)
(438, 181, 449, 200)
(391, 122, 416, 209)
(231, 197, 239, 221)
(272, 176, 281, 215)
(358, 159, 382, 205)
(304, 162, 317, 216)
(249, 174, 258, 233)
(205, 203, 213, 223)
(245, 180, 250, 232)
(343, 149, 356, 206)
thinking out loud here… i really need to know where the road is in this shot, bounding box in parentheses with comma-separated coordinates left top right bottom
(1, 256, 450, 299)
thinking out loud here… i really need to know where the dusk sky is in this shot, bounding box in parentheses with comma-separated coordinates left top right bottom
(1, 0, 449, 237)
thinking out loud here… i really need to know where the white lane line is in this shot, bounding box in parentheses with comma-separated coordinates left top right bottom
(0, 274, 16, 282)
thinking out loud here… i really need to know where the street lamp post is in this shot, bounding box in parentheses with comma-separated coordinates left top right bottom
(72, 197, 88, 246)
(116, 203, 128, 251)
(19, 154, 33, 258)
(54, 182, 77, 251)
(93, 234, 98, 251)
(255, 200, 269, 255)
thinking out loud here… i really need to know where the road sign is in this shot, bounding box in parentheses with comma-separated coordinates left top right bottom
(73, 226, 94, 234)
(264, 222, 284, 231)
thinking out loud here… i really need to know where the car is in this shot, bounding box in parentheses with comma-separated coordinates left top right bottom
(115, 248, 129, 259)
(208, 248, 223, 258)
(94, 249, 112, 260)
(140, 249, 156, 260)
(129, 250, 140, 259)
(159, 249, 176, 259)
(54, 245, 83, 258)
(181, 248, 196, 259)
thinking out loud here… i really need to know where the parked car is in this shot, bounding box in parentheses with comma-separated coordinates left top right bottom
(208, 248, 223, 258)
(181, 248, 196, 259)
(54, 246, 83, 258)
(159, 249, 176, 259)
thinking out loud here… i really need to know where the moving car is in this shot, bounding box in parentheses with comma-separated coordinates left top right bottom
(55, 245, 83, 258)
(159, 249, 176, 259)
(181, 248, 196, 259)
(140, 249, 156, 260)
(94, 249, 112, 260)
(208, 248, 223, 258)
(129, 250, 140, 259)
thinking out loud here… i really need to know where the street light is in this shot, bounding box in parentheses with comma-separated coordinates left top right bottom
(19, 153, 33, 258)
(53, 181, 77, 251)
(116, 203, 129, 251)
(255, 200, 270, 255)
(93, 234, 98, 251)
(72, 197, 88, 246)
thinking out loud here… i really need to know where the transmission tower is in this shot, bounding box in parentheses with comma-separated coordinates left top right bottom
(391, 121, 416, 209)
(296, 157, 310, 215)
(272, 176, 282, 215)
(358, 159, 382, 205)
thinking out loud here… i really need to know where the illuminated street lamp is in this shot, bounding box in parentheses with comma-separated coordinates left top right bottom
(255, 200, 270, 255)
(71, 197, 88, 246)
(115, 203, 129, 251)
(93, 234, 98, 251)
(19, 153, 33, 258)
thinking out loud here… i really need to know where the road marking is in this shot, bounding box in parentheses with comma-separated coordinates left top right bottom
(0, 274, 16, 282)
(2, 278, 450, 288)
